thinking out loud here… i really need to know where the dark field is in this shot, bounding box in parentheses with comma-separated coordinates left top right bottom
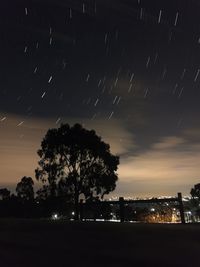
(0, 220, 199, 267)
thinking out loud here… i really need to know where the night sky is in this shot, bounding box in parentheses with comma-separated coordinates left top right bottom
(1, 0, 200, 197)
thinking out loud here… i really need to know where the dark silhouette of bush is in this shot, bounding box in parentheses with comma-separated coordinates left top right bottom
(16, 176, 34, 201)
(190, 183, 200, 219)
(0, 188, 10, 200)
(190, 183, 200, 201)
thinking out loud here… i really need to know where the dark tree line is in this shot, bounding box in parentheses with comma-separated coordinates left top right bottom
(1, 123, 200, 220)
(0, 176, 35, 218)
(0, 176, 34, 201)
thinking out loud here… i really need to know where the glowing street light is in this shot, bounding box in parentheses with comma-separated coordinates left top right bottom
(52, 213, 59, 220)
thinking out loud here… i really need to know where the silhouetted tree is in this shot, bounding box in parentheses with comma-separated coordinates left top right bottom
(16, 176, 34, 201)
(0, 188, 10, 200)
(190, 183, 200, 201)
(36, 185, 50, 201)
(190, 184, 200, 219)
(35, 123, 119, 219)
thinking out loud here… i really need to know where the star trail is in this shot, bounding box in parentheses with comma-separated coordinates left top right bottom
(1, 0, 200, 197)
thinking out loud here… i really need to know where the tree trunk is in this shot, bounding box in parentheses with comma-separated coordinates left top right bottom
(74, 187, 79, 221)
(50, 181, 57, 198)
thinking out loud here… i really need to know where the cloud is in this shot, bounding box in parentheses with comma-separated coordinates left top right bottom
(0, 114, 135, 185)
(0, 114, 54, 184)
(183, 128, 200, 141)
(1, 113, 200, 197)
(81, 118, 136, 155)
(118, 135, 200, 196)
(152, 136, 186, 150)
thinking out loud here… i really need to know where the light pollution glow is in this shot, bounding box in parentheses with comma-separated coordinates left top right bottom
(0, 114, 199, 197)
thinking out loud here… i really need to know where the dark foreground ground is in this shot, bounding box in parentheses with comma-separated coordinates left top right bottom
(0, 219, 199, 267)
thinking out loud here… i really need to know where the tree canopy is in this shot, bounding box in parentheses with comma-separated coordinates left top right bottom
(0, 188, 10, 200)
(35, 123, 119, 218)
(16, 176, 34, 201)
(190, 183, 200, 201)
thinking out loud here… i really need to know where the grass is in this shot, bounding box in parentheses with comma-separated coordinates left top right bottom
(0, 219, 199, 266)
